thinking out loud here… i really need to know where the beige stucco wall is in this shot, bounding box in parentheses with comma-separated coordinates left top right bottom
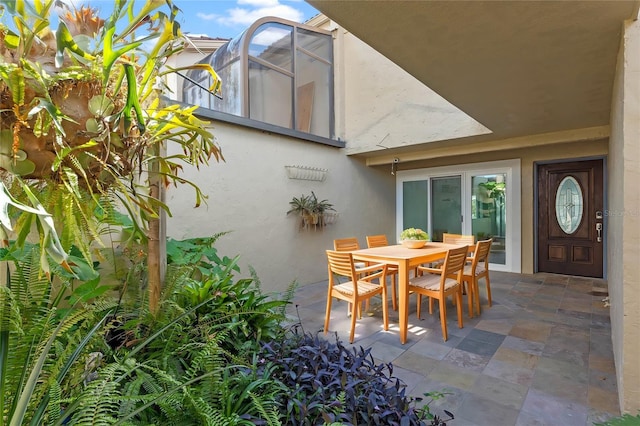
(608, 18, 640, 413)
(329, 25, 489, 153)
(165, 120, 396, 294)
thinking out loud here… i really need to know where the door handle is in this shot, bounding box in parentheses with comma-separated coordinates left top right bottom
(596, 222, 602, 242)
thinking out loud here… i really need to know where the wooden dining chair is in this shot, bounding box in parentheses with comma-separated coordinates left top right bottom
(463, 239, 493, 317)
(440, 233, 475, 298)
(325, 250, 389, 343)
(366, 234, 398, 310)
(334, 237, 366, 268)
(333, 237, 369, 314)
(410, 245, 468, 341)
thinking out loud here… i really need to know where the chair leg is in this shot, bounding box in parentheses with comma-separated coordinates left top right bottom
(391, 273, 397, 311)
(324, 296, 333, 335)
(466, 280, 475, 318)
(416, 294, 422, 319)
(455, 288, 464, 329)
(349, 300, 358, 343)
(486, 275, 492, 307)
(429, 296, 434, 315)
(381, 285, 389, 331)
(439, 297, 448, 341)
(473, 278, 481, 316)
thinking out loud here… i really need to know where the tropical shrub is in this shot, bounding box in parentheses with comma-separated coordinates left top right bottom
(0, 243, 116, 425)
(0, 0, 223, 314)
(53, 236, 292, 424)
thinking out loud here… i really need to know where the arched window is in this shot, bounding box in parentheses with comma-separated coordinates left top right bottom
(183, 17, 334, 139)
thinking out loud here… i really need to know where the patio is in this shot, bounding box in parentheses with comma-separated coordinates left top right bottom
(289, 271, 619, 426)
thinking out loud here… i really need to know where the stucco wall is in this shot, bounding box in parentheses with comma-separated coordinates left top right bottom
(608, 18, 640, 413)
(333, 27, 489, 153)
(165, 121, 396, 294)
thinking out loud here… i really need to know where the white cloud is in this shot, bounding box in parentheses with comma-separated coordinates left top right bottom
(237, 0, 280, 6)
(221, 4, 303, 26)
(196, 12, 220, 21)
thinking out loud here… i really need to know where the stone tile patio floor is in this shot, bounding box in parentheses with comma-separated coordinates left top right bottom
(287, 271, 619, 426)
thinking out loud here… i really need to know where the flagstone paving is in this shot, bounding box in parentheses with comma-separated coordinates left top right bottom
(288, 271, 620, 426)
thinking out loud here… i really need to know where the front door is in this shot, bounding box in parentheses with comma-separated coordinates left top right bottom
(537, 159, 604, 277)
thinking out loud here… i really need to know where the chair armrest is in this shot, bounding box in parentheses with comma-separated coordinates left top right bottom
(355, 263, 387, 274)
(417, 266, 442, 275)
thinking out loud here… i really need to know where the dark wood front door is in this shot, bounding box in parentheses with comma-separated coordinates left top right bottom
(537, 159, 604, 277)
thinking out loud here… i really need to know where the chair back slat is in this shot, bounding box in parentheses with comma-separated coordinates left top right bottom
(366, 234, 389, 248)
(334, 237, 360, 251)
(442, 233, 475, 245)
(442, 245, 469, 277)
(473, 239, 493, 268)
(326, 250, 356, 278)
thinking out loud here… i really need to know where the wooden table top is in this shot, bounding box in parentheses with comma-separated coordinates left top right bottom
(352, 242, 465, 263)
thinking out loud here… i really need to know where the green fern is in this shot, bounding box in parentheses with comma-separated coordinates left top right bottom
(0, 242, 116, 425)
(66, 363, 121, 426)
(46, 380, 62, 426)
(249, 391, 282, 426)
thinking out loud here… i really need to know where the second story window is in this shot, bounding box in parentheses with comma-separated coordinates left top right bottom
(183, 17, 334, 139)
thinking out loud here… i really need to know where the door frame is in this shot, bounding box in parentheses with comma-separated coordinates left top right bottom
(396, 158, 521, 273)
(533, 156, 607, 277)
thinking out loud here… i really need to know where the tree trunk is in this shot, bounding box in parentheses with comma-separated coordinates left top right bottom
(147, 145, 161, 315)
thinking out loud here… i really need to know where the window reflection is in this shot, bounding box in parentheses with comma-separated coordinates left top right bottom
(182, 18, 333, 139)
(472, 174, 506, 265)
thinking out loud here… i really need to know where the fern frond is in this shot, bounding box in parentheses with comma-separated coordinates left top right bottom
(0, 286, 23, 334)
(63, 362, 123, 425)
(12, 248, 50, 308)
(46, 380, 62, 425)
(249, 391, 282, 426)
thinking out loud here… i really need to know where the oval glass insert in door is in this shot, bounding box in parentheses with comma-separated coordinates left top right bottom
(555, 176, 583, 234)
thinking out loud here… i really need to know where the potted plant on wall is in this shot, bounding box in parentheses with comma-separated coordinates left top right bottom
(287, 192, 335, 229)
(309, 191, 335, 226)
(287, 194, 312, 228)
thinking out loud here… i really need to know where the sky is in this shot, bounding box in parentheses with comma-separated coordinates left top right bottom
(54, 0, 321, 39)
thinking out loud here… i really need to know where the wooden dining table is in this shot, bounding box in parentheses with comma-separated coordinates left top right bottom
(351, 242, 465, 344)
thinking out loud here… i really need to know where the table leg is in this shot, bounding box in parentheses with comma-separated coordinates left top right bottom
(398, 260, 410, 344)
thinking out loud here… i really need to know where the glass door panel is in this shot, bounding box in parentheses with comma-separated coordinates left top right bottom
(402, 180, 428, 242)
(431, 176, 462, 242)
(471, 174, 506, 265)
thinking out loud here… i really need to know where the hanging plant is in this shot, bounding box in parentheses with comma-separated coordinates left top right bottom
(0, 0, 223, 313)
(287, 191, 336, 229)
(0, 0, 222, 188)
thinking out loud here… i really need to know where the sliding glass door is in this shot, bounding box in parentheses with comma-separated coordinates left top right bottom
(431, 176, 462, 242)
(402, 180, 428, 236)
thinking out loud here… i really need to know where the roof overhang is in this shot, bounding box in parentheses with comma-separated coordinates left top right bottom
(307, 0, 639, 154)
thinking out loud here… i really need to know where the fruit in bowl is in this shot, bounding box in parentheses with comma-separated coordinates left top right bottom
(399, 228, 429, 248)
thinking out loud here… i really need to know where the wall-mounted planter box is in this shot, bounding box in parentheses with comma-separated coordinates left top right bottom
(285, 165, 328, 182)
